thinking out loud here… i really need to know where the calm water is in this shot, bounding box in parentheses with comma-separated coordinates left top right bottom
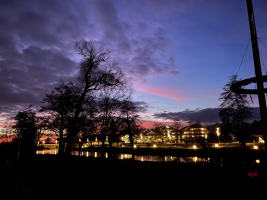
(36, 149, 266, 167)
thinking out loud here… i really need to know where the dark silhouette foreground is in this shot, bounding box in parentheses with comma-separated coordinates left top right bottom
(13, 154, 267, 199)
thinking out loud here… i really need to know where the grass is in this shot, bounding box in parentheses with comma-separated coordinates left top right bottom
(14, 154, 267, 200)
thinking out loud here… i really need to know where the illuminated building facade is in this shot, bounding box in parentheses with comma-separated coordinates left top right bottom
(180, 124, 209, 143)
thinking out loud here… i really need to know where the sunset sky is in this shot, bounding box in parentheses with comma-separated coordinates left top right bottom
(1, 0, 267, 128)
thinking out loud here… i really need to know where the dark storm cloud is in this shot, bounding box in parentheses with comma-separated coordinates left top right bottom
(152, 107, 261, 123)
(0, 0, 179, 119)
(134, 101, 149, 113)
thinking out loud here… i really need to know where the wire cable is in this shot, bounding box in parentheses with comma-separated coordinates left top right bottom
(258, 37, 267, 51)
(237, 39, 251, 75)
(259, 52, 267, 75)
(257, 38, 267, 98)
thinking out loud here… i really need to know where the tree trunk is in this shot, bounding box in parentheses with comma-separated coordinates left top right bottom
(65, 89, 87, 155)
(65, 130, 75, 155)
(235, 94, 246, 150)
(79, 142, 81, 156)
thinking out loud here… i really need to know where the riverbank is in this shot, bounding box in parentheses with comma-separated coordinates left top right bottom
(14, 154, 267, 199)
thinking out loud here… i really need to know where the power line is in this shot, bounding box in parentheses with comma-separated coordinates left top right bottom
(237, 39, 251, 75)
(259, 52, 267, 75)
(258, 37, 267, 51)
(257, 37, 267, 99)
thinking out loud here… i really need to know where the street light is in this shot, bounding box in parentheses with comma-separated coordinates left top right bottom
(216, 127, 220, 143)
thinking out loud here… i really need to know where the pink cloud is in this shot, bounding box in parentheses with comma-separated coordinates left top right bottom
(134, 83, 187, 100)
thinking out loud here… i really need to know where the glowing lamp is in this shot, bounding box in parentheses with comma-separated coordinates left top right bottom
(256, 159, 260, 163)
(193, 145, 196, 149)
(254, 146, 258, 149)
(216, 128, 220, 136)
(134, 145, 136, 148)
(153, 144, 156, 147)
(215, 144, 218, 147)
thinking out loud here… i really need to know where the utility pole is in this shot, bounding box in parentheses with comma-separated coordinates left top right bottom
(246, 0, 267, 153)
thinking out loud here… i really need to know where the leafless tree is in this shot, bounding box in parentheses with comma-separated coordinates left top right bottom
(172, 117, 182, 130)
(153, 122, 166, 129)
(65, 40, 128, 155)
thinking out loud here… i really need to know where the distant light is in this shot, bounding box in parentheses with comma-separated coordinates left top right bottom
(38, 141, 39, 144)
(256, 159, 260, 163)
(254, 146, 258, 149)
(215, 144, 218, 147)
(55, 140, 57, 143)
(216, 128, 220, 136)
(154, 144, 156, 147)
(134, 145, 136, 148)
(194, 157, 197, 162)
(43, 141, 45, 144)
(82, 146, 83, 148)
(193, 145, 196, 149)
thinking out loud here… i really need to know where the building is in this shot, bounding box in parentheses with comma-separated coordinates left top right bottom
(180, 124, 209, 143)
(136, 126, 179, 143)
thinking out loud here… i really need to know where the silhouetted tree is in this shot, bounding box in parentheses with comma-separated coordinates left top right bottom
(188, 118, 202, 126)
(172, 117, 182, 130)
(219, 74, 252, 149)
(41, 81, 78, 154)
(13, 106, 37, 157)
(65, 40, 128, 155)
(120, 100, 140, 147)
(96, 86, 133, 149)
(220, 111, 232, 141)
(35, 114, 51, 146)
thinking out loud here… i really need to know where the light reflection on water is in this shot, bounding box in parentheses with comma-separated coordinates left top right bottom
(35, 150, 264, 167)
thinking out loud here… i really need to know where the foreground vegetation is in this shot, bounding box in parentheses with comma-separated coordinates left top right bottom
(2, 154, 267, 200)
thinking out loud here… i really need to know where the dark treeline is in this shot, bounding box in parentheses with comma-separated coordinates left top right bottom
(11, 40, 141, 156)
(218, 74, 262, 149)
